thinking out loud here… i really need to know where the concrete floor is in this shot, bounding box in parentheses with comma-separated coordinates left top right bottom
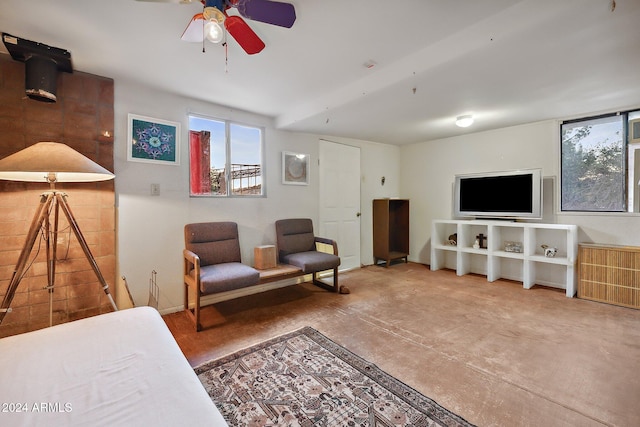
(163, 263, 640, 427)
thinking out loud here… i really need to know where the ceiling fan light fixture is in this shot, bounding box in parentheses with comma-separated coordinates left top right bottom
(455, 114, 474, 128)
(203, 6, 225, 24)
(204, 20, 225, 43)
(202, 6, 226, 43)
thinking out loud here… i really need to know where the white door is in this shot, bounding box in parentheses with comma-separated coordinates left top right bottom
(319, 140, 361, 271)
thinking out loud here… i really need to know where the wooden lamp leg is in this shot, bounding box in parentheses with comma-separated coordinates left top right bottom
(1, 191, 118, 327)
(56, 193, 117, 312)
(0, 193, 55, 325)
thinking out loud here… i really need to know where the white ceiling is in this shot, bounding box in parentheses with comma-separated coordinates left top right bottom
(1, 0, 639, 145)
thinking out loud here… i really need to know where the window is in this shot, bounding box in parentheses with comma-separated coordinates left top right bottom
(560, 110, 640, 212)
(188, 115, 264, 197)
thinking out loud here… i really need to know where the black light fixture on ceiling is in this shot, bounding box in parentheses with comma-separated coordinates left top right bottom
(2, 33, 73, 103)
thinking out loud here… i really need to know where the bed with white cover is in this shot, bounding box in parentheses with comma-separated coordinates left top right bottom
(0, 306, 227, 426)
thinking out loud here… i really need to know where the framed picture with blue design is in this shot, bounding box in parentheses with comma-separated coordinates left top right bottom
(127, 114, 180, 165)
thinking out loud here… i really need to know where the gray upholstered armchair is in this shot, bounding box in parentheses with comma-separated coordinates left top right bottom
(275, 218, 349, 294)
(183, 222, 260, 331)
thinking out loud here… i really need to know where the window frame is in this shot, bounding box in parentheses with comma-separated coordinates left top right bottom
(559, 110, 637, 213)
(188, 114, 266, 198)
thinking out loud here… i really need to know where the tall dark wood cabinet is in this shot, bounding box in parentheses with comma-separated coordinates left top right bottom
(373, 199, 409, 267)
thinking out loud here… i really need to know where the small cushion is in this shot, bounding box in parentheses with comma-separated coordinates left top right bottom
(198, 262, 260, 294)
(281, 251, 340, 273)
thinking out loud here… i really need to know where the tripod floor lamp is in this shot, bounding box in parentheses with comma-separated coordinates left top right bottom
(0, 142, 118, 327)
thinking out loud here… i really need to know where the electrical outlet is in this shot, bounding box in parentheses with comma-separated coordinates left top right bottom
(150, 183, 160, 196)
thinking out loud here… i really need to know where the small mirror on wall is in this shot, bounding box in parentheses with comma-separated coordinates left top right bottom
(282, 151, 309, 185)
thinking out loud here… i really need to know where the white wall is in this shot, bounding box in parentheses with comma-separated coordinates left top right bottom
(113, 80, 400, 312)
(401, 120, 640, 265)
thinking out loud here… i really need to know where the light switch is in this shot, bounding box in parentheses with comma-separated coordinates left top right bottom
(150, 183, 160, 196)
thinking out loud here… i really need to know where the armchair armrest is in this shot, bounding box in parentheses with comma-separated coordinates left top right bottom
(314, 236, 338, 256)
(183, 249, 201, 278)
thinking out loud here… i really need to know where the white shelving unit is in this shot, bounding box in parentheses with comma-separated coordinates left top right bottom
(431, 219, 578, 297)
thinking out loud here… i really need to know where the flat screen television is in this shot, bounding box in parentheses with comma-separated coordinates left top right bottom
(454, 169, 542, 219)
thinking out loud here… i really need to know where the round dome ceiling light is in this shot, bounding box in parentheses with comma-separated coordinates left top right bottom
(455, 115, 474, 128)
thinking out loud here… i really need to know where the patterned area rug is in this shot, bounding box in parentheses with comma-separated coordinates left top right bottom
(195, 327, 474, 426)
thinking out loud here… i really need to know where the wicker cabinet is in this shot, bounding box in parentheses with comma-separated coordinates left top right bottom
(373, 199, 409, 267)
(578, 244, 640, 309)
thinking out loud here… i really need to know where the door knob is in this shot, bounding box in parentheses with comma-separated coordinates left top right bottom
(356, 212, 361, 217)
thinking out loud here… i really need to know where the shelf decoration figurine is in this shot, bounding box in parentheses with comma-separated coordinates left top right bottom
(473, 239, 480, 249)
(448, 233, 457, 246)
(541, 244, 557, 257)
(475, 233, 487, 249)
(504, 241, 523, 253)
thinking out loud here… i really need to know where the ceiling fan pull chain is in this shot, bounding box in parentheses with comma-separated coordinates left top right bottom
(201, 13, 206, 53)
(224, 41, 228, 73)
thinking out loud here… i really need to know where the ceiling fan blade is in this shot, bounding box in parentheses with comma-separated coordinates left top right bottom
(224, 15, 265, 55)
(181, 13, 205, 42)
(236, 0, 296, 28)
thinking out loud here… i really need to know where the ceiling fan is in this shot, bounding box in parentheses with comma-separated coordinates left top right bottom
(136, 0, 296, 55)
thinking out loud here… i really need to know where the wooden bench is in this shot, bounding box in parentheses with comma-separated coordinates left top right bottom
(257, 263, 304, 284)
(185, 221, 347, 331)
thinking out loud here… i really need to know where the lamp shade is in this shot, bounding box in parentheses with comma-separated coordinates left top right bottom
(0, 142, 114, 183)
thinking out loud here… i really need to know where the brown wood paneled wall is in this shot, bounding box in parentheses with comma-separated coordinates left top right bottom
(0, 55, 115, 337)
